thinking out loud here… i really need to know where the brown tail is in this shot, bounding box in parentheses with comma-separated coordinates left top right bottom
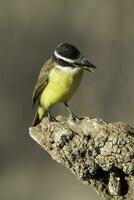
(32, 110, 41, 127)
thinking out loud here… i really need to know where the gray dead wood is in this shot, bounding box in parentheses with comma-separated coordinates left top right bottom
(29, 116, 134, 200)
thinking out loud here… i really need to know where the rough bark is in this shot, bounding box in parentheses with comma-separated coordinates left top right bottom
(29, 116, 134, 200)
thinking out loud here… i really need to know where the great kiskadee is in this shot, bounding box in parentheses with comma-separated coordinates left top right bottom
(32, 43, 96, 126)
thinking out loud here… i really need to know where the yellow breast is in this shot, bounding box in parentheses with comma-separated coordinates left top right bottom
(40, 66, 83, 110)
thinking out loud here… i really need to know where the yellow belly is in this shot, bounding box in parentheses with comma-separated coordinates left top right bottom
(40, 67, 83, 111)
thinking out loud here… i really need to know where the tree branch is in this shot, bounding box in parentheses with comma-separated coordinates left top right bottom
(29, 116, 134, 200)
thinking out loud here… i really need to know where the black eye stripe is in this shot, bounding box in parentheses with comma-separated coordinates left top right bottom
(60, 50, 80, 59)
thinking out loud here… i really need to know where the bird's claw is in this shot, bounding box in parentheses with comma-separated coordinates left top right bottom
(47, 112, 58, 122)
(69, 113, 84, 121)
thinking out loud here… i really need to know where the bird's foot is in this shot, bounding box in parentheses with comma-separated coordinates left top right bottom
(69, 113, 84, 122)
(64, 103, 84, 122)
(47, 112, 58, 122)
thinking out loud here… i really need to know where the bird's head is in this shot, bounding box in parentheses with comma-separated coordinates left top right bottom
(53, 43, 96, 72)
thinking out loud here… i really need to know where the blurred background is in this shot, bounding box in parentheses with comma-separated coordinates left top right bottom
(0, 0, 134, 200)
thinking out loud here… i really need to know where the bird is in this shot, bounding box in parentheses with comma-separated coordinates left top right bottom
(32, 43, 96, 126)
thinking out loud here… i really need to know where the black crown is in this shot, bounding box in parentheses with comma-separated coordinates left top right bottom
(56, 43, 80, 60)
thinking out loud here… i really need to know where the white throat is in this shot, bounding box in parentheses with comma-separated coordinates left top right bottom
(55, 64, 81, 73)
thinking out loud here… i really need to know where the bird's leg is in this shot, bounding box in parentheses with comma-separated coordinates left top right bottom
(47, 109, 57, 122)
(64, 103, 83, 121)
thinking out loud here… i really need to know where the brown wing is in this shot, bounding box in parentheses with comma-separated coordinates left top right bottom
(32, 57, 54, 107)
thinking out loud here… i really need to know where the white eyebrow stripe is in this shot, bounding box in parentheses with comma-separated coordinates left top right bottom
(54, 50, 75, 63)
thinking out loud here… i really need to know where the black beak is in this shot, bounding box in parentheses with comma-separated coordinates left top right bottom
(74, 57, 96, 73)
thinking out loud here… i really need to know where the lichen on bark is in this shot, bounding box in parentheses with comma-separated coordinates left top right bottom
(29, 116, 134, 200)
